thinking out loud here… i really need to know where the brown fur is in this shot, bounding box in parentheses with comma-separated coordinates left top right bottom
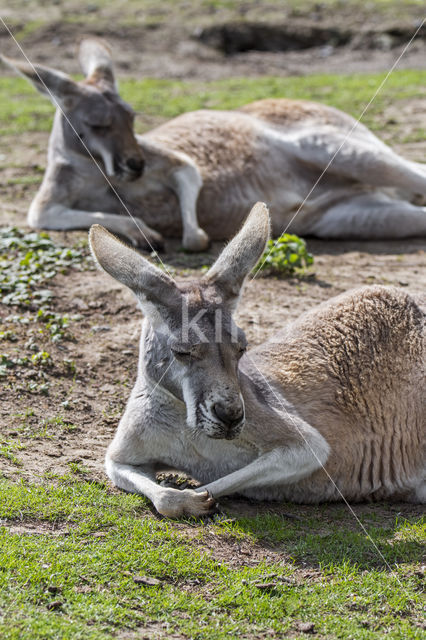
(255, 286, 425, 501)
(239, 98, 354, 128)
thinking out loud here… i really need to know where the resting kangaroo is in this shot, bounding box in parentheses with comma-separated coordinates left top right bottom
(89, 203, 425, 517)
(4, 39, 426, 251)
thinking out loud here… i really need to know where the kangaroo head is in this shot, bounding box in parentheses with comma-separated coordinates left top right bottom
(2, 38, 144, 181)
(89, 202, 270, 439)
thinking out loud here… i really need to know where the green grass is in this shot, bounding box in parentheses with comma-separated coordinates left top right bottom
(0, 70, 425, 137)
(0, 477, 424, 639)
(0, 441, 26, 466)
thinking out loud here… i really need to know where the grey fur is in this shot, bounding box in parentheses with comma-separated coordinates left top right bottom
(89, 202, 425, 517)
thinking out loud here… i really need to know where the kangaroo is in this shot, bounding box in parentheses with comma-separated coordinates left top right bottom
(3, 39, 426, 252)
(89, 202, 425, 517)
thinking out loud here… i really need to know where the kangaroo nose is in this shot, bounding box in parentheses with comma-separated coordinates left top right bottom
(126, 157, 144, 173)
(213, 403, 244, 427)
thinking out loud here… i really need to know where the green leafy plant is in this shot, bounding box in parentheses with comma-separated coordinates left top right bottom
(0, 227, 91, 308)
(0, 353, 29, 376)
(255, 234, 314, 275)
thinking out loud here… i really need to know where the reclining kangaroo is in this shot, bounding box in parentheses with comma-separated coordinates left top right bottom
(4, 38, 426, 252)
(89, 203, 425, 517)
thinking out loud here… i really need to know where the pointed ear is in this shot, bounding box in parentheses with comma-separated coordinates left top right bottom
(204, 202, 270, 307)
(78, 38, 116, 89)
(89, 225, 180, 325)
(1, 56, 79, 110)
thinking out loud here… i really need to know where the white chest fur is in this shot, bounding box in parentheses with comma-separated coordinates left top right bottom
(130, 381, 259, 485)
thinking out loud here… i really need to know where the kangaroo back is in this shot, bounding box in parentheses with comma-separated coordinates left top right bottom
(257, 286, 425, 501)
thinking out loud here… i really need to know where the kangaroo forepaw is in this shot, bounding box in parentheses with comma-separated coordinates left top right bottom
(127, 225, 164, 252)
(154, 488, 217, 518)
(182, 228, 210, 252)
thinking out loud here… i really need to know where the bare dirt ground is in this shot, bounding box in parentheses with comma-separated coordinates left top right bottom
(1, 1, 426, 80)
(0, 2, 425, 531)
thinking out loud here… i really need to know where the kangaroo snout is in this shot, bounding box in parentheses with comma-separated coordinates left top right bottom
(211, 400, 245, 439)
(213, 402, 244, 428)
(114, 154, 145, 180)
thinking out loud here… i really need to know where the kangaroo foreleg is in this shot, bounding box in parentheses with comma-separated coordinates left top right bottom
(170, 164, 209, 251)
(28, 202, 164, 250)
(198, 440, 329, 499)
(106, 457, 216, 517)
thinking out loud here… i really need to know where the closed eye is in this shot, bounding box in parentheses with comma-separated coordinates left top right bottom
(171, 346, 192, 358)
(90, 125, 110, 134)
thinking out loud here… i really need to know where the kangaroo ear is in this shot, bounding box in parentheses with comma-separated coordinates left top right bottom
(1, 56, 79, 110)
(89, 225, 180, 326)
(204, 202, 270, 308)
(78, 38, 116, 89)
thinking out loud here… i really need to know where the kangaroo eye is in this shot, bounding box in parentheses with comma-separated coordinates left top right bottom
(90, 125, 109, 134)
(171, 345, 192, 358)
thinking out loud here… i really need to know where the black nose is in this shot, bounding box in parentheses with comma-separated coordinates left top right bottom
(126, 157, 144, 174)
(213, 403, 244, 428)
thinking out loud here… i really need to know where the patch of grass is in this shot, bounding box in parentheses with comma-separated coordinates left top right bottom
(0, 477, 424, 639)
(12, 19, 46, 41)
(126, 70, 426, 135)
(14, 414, 79, 439)
(67, 461, 90, 475)
(0, 78, 55, 136)
(0, 70, 425, 136)
(0, 441, 26, 465)
(219, 510, 425, 568)
(399, 128, 426, 144)
(4, 175, 43, 186)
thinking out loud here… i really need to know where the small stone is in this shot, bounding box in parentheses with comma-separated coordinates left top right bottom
(71, 298, 89, 311)
(133, 575, 162, 586)
(255, 582, 278, 591)
(92, 325, 111, 333)
(295, 621, 316, 634)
